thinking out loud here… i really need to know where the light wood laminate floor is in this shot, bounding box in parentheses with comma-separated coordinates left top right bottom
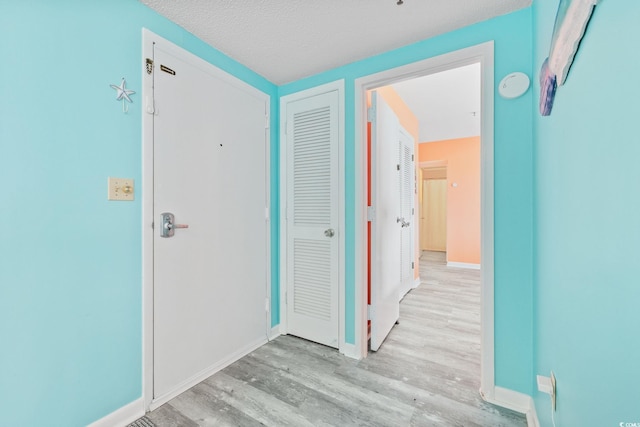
(145, 251, 526, 426)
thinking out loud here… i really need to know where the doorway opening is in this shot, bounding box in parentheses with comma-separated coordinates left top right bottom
(354, 41, 496, 398)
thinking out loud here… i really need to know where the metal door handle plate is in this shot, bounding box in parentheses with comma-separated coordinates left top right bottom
(324, 228, 335, 238)
(161, 212, 189, 238)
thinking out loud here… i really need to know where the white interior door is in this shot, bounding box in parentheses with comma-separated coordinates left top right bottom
(284, 90, 340, 348)
(398, 128, 415, 299)
(369, 91, 401, 351)
(152, 39, 269, 401)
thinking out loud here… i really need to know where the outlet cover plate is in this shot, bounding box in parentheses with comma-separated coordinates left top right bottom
(537, 375, 552, 394)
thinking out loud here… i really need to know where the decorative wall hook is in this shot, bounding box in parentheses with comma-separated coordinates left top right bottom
(110, 78, 135, 113)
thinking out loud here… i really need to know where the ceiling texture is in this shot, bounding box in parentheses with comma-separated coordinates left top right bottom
(140, 0, 531, 85)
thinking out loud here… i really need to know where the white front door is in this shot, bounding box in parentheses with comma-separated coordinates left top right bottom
(283, 89, 340, 348)
(398, 128, 415, 299)
(369, 91, 401, 351)
(149, 35, 269, 401)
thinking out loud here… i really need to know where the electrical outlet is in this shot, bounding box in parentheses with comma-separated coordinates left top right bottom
(550, 371, 556, 411)
(107, 177, 134, 201)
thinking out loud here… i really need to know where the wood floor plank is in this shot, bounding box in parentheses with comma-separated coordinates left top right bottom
(147, 250, 527, 426)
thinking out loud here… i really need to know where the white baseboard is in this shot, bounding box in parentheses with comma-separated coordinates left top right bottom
(413, 277, 421, 288)
(340, 342, 361, 360)
(481, 386, 539, 427)
(88, 397, 144, 427)
(269, 325, 281, 341)
(526, 401, 540, 427)
(447, 261, 481, 270)
(149, 336, 267, 410)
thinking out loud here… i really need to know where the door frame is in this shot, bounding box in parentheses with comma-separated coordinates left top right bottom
(141, 29, 271, 411)
(354, 41, 495, 395)
(278, 80, 347, 354)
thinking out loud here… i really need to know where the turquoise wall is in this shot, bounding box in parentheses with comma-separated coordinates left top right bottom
(1, 1, 537, 425)
(280, 8, 534, 394)
(0, 1, 277, 426)
(533, 0, 640, 425)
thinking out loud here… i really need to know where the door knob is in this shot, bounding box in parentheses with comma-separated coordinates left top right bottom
(324, 228, 335, 238)
(160, 212, 189, 238)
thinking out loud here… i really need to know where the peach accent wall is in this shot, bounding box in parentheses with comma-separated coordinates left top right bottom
(419, 136, 480, 265)
(367, 87, 420, 280)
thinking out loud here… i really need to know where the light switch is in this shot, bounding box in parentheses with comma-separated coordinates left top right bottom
(108, 177, 134, 201)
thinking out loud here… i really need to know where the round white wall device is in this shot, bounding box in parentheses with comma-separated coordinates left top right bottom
(498, 72, 530, 99)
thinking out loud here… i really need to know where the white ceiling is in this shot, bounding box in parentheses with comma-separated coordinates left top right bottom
(140, 0, 530, 85)
(391, 62, 481, 143)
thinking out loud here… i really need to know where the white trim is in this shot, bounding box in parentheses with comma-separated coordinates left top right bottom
(269, 325, 281, 341)
(413, 277, 421, 288)
(447, 261, 481, 270)
(141, 28, 155, 412)
(279, 80, 346, 355)
(527, 402, 541, 427)
(355, 40, 495, 386)
(340, 342, 360, 359)
(150, 336, 267, 410)
(88, 398, 144, 427)
(263, 95, 272, 349)
(142, 28, 272, 411)
(481, 387, 539, 427)
(418, 160, 448, 168)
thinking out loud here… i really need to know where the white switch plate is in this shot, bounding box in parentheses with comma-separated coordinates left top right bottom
(108, 177, 134, 201)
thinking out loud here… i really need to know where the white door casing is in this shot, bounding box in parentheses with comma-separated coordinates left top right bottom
(355, 42, 495, 398)
(280, 82, 344, 349)
(369, 91, 401, 352)
(142, 30, 270, 408)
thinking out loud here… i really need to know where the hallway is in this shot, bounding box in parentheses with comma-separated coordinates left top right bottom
(141, 252, 526, 426)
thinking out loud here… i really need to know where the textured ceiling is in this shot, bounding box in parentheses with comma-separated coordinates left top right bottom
(140, 0, 531, 85)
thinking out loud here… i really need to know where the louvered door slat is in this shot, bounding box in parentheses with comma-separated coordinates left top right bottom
(400, 140, 413, 288)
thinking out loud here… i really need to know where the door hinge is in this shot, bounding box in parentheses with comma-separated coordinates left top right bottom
(145, 58, 153, 75)
(265, 115, 270, 129)
(367, 107, 374, 122)
(284, 121, 287, 135)
(397, 164, 400, 171)
(367, 206, 375, 221)
(151, 222, 154, 229)
(265, 298, 270, 312)
(411, 154, 414, 161)
(265, 207, 270, 221)
(367, 304, 372, 320)
(411, 262, 415, 269)
(412, 208, 414, 215)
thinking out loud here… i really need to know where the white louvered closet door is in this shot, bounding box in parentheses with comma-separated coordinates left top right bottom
(399, 128, 415, 299)
(285, 90, 339, 348)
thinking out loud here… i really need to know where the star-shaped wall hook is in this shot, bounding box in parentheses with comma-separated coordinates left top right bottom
(110, 78, 135, 112)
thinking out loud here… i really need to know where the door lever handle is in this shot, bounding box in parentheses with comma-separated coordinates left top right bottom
(396, 217, 410, 228)
(165, 222, 189, 230)
(160, 212, 189, 238)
